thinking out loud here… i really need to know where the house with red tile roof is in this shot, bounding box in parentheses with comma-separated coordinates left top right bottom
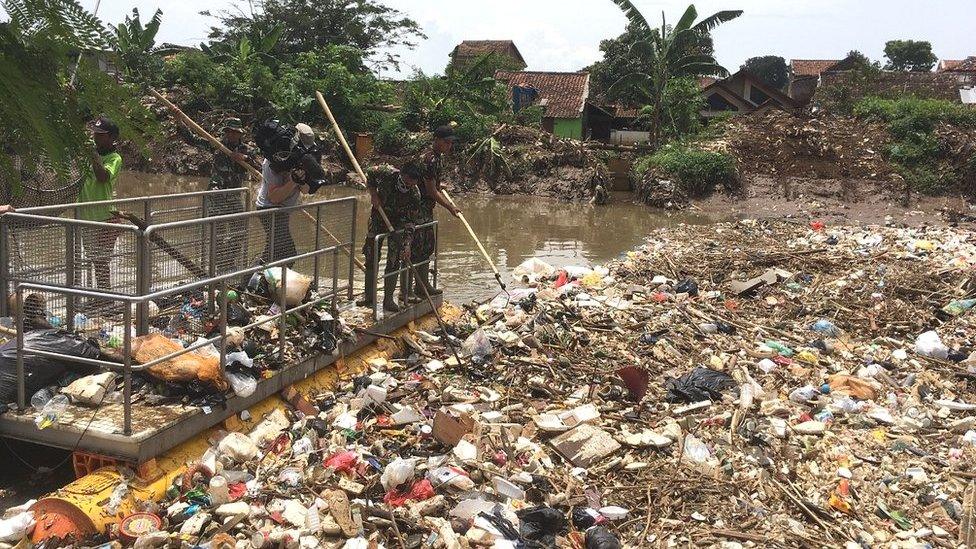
(495, 70, 591, 139)
(450, 41, 527, 72)
(938, 57, 976, 73)
(787, 59, 842, 106)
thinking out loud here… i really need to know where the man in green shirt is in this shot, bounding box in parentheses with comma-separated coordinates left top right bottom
(78, 116, 124, 292)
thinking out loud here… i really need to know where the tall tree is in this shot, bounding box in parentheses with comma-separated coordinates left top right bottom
(606, 1, 742, 144)
(741, 55, 788, 90)
(884, 40, 937, 72)
(203, 0, 425, 72)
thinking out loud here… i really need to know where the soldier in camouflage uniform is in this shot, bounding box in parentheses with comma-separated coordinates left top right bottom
(208, 118, 254, 274)
(357, 163, 422, 313)
(409, 125, 462, 300)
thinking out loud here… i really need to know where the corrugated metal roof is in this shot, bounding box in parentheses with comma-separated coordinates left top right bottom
(496, 71, 590, 119)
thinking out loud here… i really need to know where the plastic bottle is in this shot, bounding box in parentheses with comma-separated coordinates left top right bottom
(34, 394, 69, 429)
(30, 386, 56, 410)
(208, 475, 230, 505)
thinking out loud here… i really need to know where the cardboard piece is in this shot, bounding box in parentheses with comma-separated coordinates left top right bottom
(550, 424, 621, 468)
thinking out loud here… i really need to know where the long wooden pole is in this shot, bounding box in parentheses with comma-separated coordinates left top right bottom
(439, 189, 506, 290)
(315, 91, 462, 366)
(149, 88, 365, 272)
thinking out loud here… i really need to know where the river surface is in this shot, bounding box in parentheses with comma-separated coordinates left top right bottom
(117, 172, 719, 302)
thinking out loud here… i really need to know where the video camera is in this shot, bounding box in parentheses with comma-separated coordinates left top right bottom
(253, 119, 328, 193)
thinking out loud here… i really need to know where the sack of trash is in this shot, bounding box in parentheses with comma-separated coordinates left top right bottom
(262, 268, 313, 306)
(0, 329, 100, 404)
(131, 334, 228, 391)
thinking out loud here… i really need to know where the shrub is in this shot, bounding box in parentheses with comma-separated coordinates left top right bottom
(853, 96, 976, 193)
(643, 144, 737, 197)
(374, 115, 424, 156)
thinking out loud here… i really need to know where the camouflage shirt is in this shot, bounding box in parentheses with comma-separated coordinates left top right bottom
(416, 150, 443, 222)
(210, 140, 252, 190)
(366, 164, 421, 236)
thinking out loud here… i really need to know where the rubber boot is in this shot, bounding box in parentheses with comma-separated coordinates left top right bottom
(356, 256, 376, 307)
(382, 275, 400, 313)
(413, 264, 442, 297)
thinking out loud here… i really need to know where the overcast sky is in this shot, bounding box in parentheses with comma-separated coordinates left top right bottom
(36, 0, 976, 75)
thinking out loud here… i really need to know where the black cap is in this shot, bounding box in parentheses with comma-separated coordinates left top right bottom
(92, 116, 119, 138)
(400, 161, 424, 181)
(433, 125, 457, 142)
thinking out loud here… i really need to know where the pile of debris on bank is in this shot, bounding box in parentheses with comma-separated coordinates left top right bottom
(5, 219, 976, 548)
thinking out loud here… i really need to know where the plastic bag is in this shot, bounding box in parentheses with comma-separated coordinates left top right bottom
(263, 267, 312, 306)
(518, 506, 566, 548)
(0, 511, 35, 543)
(34, 394, 68, 429)
(665, 367, 736, 403)
(461, 329, 493, 360)
(513, 258, 555, 279)
(0, 329, 99, 404)
(585, 526, 621, 549)
(915, 330, 948, 360)
(131, 334, 228, 391)
(380, 458, 415, 491)
(225, 371, 257, 398)
(383, 479, 434, 507)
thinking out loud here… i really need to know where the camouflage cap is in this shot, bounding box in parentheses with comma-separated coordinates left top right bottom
(222, 117, 244, 132)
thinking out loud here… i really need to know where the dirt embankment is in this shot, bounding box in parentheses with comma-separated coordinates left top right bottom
(643, 110, 976, 222)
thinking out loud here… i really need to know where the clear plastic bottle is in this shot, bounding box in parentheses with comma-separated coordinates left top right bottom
(34, 394, 69, 429)
(30, 386, 56, 410)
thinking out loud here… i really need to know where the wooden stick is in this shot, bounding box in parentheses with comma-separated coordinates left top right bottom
(315, 91, 367, 191)
(115, 210, 207, 278)
(148, 88, 365, 272)
(440, 189, 506, 290)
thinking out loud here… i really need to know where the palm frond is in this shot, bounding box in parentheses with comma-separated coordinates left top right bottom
(673, 4, 698, 33)
(608, 0, 651, 35)
(691, 10, 743, 34)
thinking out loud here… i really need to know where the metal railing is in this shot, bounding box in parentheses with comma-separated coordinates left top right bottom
(13, 243, 346, 435)
(0, 188, 251, 316)
(0, 195, 357, 331)
(370, 221, 439, 319)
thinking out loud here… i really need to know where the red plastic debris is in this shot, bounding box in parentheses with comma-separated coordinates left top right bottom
(810, 220, 826, 232)
(324, 450, 359, 474)
(383, 479, 435, 507)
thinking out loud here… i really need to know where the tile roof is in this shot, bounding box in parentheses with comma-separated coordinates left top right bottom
(698, 76, 718, 88)
(496, 70, 590, 119)
(940, 57, 976, 72)
(452, 40, 526, 67)
(790, 59, 842, 77)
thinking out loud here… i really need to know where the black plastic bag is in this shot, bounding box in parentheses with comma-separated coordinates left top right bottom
(518, 506, 566, 548)
(675, 278, 699, 297)
(665, 367, 737, 403)
(586, 526, 622, 549)
(0, 329, 100, 404)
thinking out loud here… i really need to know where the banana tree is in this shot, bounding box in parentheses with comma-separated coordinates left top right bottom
(109, 8, 164, 80)
(608, 1, 742, 144)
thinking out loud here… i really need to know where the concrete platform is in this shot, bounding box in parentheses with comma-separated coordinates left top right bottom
(0, 297, 440, 463)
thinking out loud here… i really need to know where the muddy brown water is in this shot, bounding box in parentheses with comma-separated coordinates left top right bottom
(117, 172, 720, 303)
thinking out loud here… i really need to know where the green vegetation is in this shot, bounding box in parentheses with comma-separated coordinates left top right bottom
(603, 1, 742, 145)
(741, 55, 788, 90)
(0, 0, 155, 191)
(883, 40, 937, 72)
(853, 97, 976, 192)
(637, 143, 737, 197)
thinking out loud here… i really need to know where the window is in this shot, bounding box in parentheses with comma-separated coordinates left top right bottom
(749, 85, 770, 105)
(707, 93, 739, 111)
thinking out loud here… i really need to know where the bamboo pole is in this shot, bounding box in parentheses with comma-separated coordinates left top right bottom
(440, 189, 506, 290)
(315, 91, 463, 365)
(148, 88, 365, 272)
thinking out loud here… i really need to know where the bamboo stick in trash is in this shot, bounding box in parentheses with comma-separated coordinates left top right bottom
(440, 189, 506, 290)
(149, 88, 365, 272)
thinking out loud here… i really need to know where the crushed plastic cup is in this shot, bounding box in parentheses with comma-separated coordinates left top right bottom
(682, 434, 711, 463)
(225, 371, 257, 398)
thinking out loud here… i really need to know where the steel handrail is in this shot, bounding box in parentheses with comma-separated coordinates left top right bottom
(18, 188, 249, 216)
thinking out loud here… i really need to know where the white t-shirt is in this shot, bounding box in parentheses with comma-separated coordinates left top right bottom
(256, 159, 300, 208)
